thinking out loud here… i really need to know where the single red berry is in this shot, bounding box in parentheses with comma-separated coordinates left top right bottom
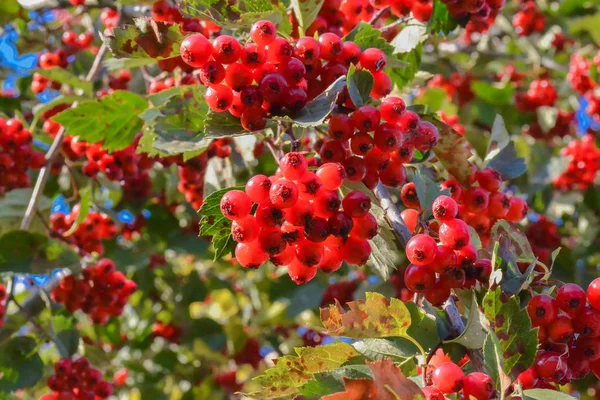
(255, 203, 284, 227)
(318, 33, 343, 61)
(438, 218, 471, 249)
(556, 283, 587, 316)
(351, 213, 378, 240)
(431, 362, 464, 394)
(295, 239, 324, 267)
(319, 140, 348, 163)
(527, 294, 558, 327)
(406, 234, 437, 266)
(250, 20, 277, 47)
(258, 227, 287, 255)
(359, 48, 386, 72)
(205, 84, 233, 112)
(404, 264, 436, 292)
(212, 35, 242, 64)
(245, 175, 271, 204)
(475, 168, 503, 192)
(304, 216, 331, 242)
(328, 114, 354, 141)
(328, 211, 354, 238)
(266, 37, 294, 64)
(350, 132, 374, 155)
(463, 372, 495, 400)
(199, 61, 226, 86)
(225, 63, 253, 91)
(352, 105, 381, 132)
(547, 314, 574, 343)
(235, 241, 268, 269)
(297, 171, 323, 200)
(220, 190, 252, 220)
(282, 198, 313, 226)
(259, 72, 289, 102)
(341, 237, 371, 265)
(313, 189, 341, 219)
(342, 191, 371, 217)
(432, 195, 458, 221)
(280, 152, 308, 180)
(288, 258, 317, 284)
(343, 156, 367, 182)
(374, 123, 402, 153)
(269, 179, 299, 208)
(400, 182, 420, 209)
(316, 162, 346, 190)
(380, 96, 406, 123)
(588, 278, 600, 311)
(180, 34, 212, 68)
(574, 307, 600, 338)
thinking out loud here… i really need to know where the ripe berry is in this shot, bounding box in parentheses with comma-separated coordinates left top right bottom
(404, 264, 436, 292)
(475, 168, 503, 192)
(463, 372, 495, 400)
(488, 192, 510, 218)
(304, 216, 331, 242)
(438, 218, 471, 249)
(212, 35, 242, 64)
(241, 108, 267, 131)
(406, 234, 437, 266)
(245, 175, 271, 204)
(318, 33, 343, 61)
(432, 195, 458, 221)
(313, 189, 341, 219)
(328, 114, 354, 141)
(556, 283, 587, 316)
(205, 84, 233, 112)
(296, 239, 324, 267)
(294, 37, 321, 64)
(328, 212, 354, 238)
(342, 191, 371, 217)
(280, 152, 308, 180)
(282, 199, 313, 226)
(180, 34, 212, 68)
(270, 245, 295, 266)
(350, 132, 374, 155)
(320, 140, 348, 163)
(297, 172, 323, 200)
(269, 179, 299, 208)
(574, 307, 600, 338)
(431, 362, 464, 394)
(464, 187, 490, 213)
(288, 258, 317, 284)
(231, 216, 260, 243)
(250, 20, 277, 47)
(255, 203, 284, 227)
(319, 246, 344, 273)
(278, 57, 306, 85)
(259, 73, 289, 102)
(343, 156, 367, 182)
(220, 190, 252, 220)
(359, 48, 386, 72)
(225, 63, 253, 91)
(547, 314, 574, 343)
(258, 227, 287, 256)
(588, 278, 600, 311)
(374, 123, 402, 153)
(380, 96, 406, 123)
(266, 37, 294, 63)
(351, 213, 378, 240)
(341, 237, 371, 265)
(400, 182, 420, 209)
(527, 294, 558, 327)
(352, 105, 381, 132)
(199, 61, 225, 85)
(535, 352, 568, 383)
(316, 163, 346, 190)
(241, 43, 267, 69)
(235, 241, 268, 269)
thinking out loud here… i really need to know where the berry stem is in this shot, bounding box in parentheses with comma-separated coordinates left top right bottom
(368, 6, 390, 25)
(21, 43, 108, 231)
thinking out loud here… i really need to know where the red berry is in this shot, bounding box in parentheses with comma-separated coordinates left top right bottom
(288, 258, 317, 284)
(328, 114, 354, 141)
(380, 96, 406, 123)
(547, 314, 574, 343)
(205, 84, 233, 112)
(359, 48, 386, 72)
(245, 175, 271, 204)
(350, 132, 374, 155)
(475, 168, 503, 192)
(431, 362, 464, 394)
(556, 283, 587, 316)
(352, 105, 381, 132)
(318, 33, 343, 61)
(574, 307, 600, 338)
(342, 191, 371, 217)
(297, 172, 323, 200)
(432, 195, 458, 221)
(259, 73, 289, 102)
(328, 211, 354, 238)
(343, 156, 367, 182)
(180, 34, 212, 68)
(269, 179, 299, 208)
(438, 218, 471, 249)
(280, 152, 308, 181)
(220, 190, 252, 220)
(404, 264, 436, 292)
(250, 20, 277, 47)
(296, 239, 324, 267)
(258, 227, 287, 255)
(266, 37, 294, 63)
(374, 123, 402, 153)
(212, 35, 242, 64)
(527, 294, 558, 327)
(588, 278, 600, 311)
(255, 203, 284, 227)
(341, 237, 371, 265)
(351, 213, 378, 240)
(304, 216, 331, 242)
(405, 234, 437, 266)
(225, 63, 253, 91)
(316, 162, 346, 190)
(232, 216, 260, 243)
(235, 241, 268, 269)
(463, 372, 495, 400)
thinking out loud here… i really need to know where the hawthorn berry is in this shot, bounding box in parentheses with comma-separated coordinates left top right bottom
(431, 362, 464, 394)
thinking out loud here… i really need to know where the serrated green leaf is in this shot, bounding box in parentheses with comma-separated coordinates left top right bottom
(413, 166, 449, 217)
(428, 0, 458, 34)
(347, 65, 373, 108)
(522, 389, 577, 400)
(198, 186, 245, 261)
(0, 230, 80, 274)
(387, 43, 423, 90)
(482, 287, 538, 380)
(104, 57, 157, 71)
(204, 111, 251, 138)
(53, 90, 148, 152)
(34, 68, 93, 96)
(291, 0, 325, 31)
(444, 291, 487, 349)
(101, 18, 184, 59)
(483, 331, 506, 394)
(352, 338, 412, 361)
(56, 330, 80, 358)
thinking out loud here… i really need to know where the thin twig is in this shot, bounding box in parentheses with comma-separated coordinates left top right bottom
(368, 6, 390, 25)
(20, 43, 108, 230)
(372, 182, 411, 247)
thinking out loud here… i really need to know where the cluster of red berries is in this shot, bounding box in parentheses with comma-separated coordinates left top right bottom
(515, 77, 557, 112)
(523, 110, 574, 140)
(42, 357, 113, 399)
(553, 134, 600, 191)
(423, 361, 494, 400)
(179, 20, 397, 131)
(220, 152, 377, 283)
(150, 0, 222, 37)
(0, 283, 6, 329)
(51, 259, 137, 325)
(444, 0, 504, 36)
(50, 208, 117, 256)
(233, 337, 263, 368)
(319, 96, 440, 190)
(402, 195, 492, 306)
(152, 321, 182, 343)
(62, 30, 94, 50)
(526, 216, 561, 265)
(0, 117, 45, 195)
(426, 73, 475, 106)
(568, 54, 596, 95)
(512, 0, 545, 37)
(32, 50, 72, 93)
(519, 278, 600, 387)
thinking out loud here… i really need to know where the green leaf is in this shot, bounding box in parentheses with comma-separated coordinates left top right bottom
(198, 186, 245, 261)
(104, 57, 157, 71)
(0, 1, 21, 26)
(569, 13, 600, 44)
(343, 22, 395, 54)
(249, 343, 360, 399)
(352, 338, 413, 361)
(536, 107, 558, 134)
(64, 186, 91, 236)
(56, 330, 80, 357)
(32, 94, 80, 122)
(347, 65, 374, 108)
(471, 81, 515, 106)
(522, 389, 577, 400)
(428, 0, 458, 34)
(0, 230, 80, 274)
(274, 76, 347, 128)
(0, 189, 51, 235)
(482, 287, 538, 380)
(421, 114, 473, 186)
(205, 111, 251, 138)
(53, 90, 148, 152)
(387, 44, 423, 91)
(0, 336, 44, 392)
(140, 85, 211, 155)
(34, 68, 93, 96)
(298, 374, 345, 397)
(390, 22, 427, 53)
(484, 115, 526, 180)
(291, 0, 325, 32)
(413, 166, 449, 216)
(181, 0, 290, 33)
(483, 331, 507, 394)
(444, 291, 487, 349)
(101, 18, 184, 59)
(286, 281, 326, 318)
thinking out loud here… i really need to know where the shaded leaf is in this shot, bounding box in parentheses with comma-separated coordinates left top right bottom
(387, 44, 423, 90)
(56, 330, 80, 358)
(413, 166, 449, 216)
(444, 290, 487, 349)
(320, 292, 412, 338)
(291, 0, 325, 31)
(0, 336, 44, 392)
(0, 230, 80, 274)
(428, 0, 458, 34)
(205, 111, 251, 138)
(471, 81, 515, 106)
(352, 338, 412, 361)
(104, 57, 157, 71)
(53, 90, 148, 152)
(523, 389, 577, 400)
(0, 189, 51, 234)
(347, 65, 373, 108)
(101, 18, 184, 59)
(322, 359, 423, 400)
(483, 331, 511, 394)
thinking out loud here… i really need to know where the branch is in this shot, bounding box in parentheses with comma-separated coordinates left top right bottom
(18, 0, 150, 17)
(373, 181, 487, 372)
(443, 297, 487, 373)
(21, 43, 108, 231)
(372, 182, 411, 247)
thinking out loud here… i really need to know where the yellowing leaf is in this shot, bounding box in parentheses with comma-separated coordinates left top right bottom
(320, 292, 412, 338)
(247, 343, 359, 398)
